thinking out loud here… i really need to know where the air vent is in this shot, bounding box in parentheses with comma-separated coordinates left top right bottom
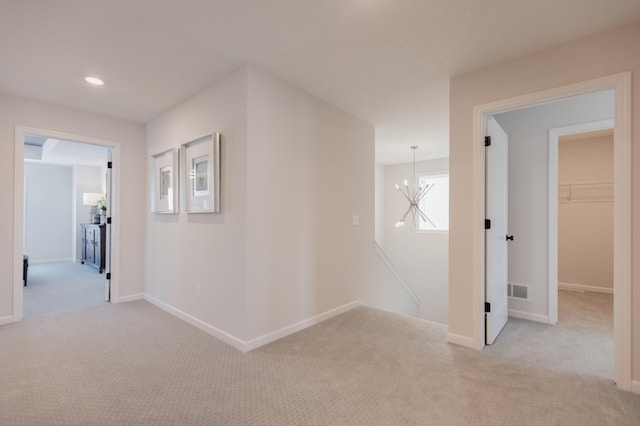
(508, 283, 530, 301)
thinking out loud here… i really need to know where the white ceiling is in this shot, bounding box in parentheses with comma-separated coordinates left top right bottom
(25, 138, 108, 167)
(2, 1, 639, 164)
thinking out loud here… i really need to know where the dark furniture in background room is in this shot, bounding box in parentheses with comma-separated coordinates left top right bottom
(81, 223, 106, 273)
(23, 254, 28, 286)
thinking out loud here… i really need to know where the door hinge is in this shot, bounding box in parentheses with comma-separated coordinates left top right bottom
(485, 136, 491, 147)
(485, 302, 491, 313)
(106, 272, 111, 280)
(106, 217, 112, 224)
(107, 161, 112, 169)
(485, 219, 491, 229)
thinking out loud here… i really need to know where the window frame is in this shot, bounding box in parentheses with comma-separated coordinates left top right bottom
(415, 172, 449, 234)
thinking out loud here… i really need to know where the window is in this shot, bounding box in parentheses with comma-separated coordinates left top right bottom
(418, 174, 449, 232)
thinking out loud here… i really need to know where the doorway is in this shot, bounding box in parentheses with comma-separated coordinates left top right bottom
(472, 72, 632, 391)
(13, 126, 122, 322)
(549, 120, 614, 324)
(491, 93, 614, 331)
(22, 135, 111, 318)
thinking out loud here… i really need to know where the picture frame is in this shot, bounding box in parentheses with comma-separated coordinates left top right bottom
(151, 148, 179, 213)
(180, 133, 221, 213)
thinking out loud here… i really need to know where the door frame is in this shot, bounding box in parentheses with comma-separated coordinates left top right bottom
(13, 125, 122, 321)
(548, 119, 614, 325)
(471, 72, 631, 391)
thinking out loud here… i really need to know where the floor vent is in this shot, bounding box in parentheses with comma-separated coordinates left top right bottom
(508, 283, 530, 301)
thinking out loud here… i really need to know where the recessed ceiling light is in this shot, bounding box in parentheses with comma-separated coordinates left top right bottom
(85, 76, 104, 86)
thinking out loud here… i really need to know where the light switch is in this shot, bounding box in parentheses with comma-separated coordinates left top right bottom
(352, 215, 360, 226)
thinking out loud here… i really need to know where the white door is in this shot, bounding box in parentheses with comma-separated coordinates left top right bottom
(104, 149, 113, 302)
(486, 117, 510, 344)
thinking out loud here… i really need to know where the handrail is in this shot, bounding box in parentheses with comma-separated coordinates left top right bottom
(374, 241, 422, 307)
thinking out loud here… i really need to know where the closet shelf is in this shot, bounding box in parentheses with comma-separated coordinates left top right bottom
(558, 181, 613, 203)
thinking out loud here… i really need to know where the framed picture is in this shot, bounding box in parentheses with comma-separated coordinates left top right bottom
(180, 133, 221, 213)
(151, 148, 179, 213)
(193, 155, 209, 197)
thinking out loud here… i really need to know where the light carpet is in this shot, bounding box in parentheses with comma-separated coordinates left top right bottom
(1, 290, 638, 425)
(22, 262, 105, 319)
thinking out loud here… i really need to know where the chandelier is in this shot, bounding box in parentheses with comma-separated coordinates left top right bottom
(395, 146, 435, 228)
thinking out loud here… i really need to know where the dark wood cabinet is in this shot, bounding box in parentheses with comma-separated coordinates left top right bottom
(81, 224, 106, 273)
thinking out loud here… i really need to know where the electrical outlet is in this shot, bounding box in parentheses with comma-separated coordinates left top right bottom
(352, 214, 360, 225)
(196, 285, 201, 299)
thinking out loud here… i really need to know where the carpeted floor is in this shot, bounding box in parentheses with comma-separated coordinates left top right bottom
(23, 262, 106, 319)
(1, 287, 638, 425)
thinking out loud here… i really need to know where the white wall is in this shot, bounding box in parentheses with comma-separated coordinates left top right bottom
(448, 20, 640, 381)
(244, 67, 419, 339)
(146, 67, 249, 340)
(73, 165, 103, 261)
(146, 66, 418, 347)
(246, 67, 367, 339)
(24, 162, 73, 262)
(493, 91, 613, 317)
(0, 91, 146, 319)
(558, 133, 613, 291)
(382, 158, 449, 324)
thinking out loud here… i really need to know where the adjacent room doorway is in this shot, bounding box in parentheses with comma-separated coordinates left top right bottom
(549, 120, 614, 324)
(473, 72, 632, 391)
(13, 126, 122, 321)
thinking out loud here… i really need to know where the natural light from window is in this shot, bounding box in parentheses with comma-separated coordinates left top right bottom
(418, 174, 449, 232)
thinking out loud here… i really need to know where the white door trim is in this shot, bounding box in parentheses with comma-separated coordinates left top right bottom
(13, 126, 123, 322)
(547, 119, 614, 325)
(471, 72, 632, 392)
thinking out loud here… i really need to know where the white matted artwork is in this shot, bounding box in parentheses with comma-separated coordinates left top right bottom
(180, 133, 221, 213)
(151, 148, 179, 213)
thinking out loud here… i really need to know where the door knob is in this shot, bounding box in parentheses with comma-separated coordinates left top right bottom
(506, 235, 514, 241)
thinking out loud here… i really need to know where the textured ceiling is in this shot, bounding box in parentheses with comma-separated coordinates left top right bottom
(1, 1, 639, 163)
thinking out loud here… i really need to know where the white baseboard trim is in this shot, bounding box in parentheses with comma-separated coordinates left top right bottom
(508, 309, 550, 324)
(558, 282, 613, 294)
(0, 315, 17, 326)
(116, 293, 145, 303)
(447, 332, 480, 349)
(29, 258, 75, 265)
(144, 295, 363, 353)
(145, 294, 247, 352)
(244, 300, 363, 352)
(631, 380, 640, 395)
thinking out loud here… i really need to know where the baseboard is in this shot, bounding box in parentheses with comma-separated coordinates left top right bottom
(117, 293, 145, 303)
(0, 315, 17, 326)
(29, 258, 75, 265)
(447, 332, 481, 349)
(508, 309, 550, 324)
(144, 295, 362, 353)
(632, 380, 640, 395)
(558, 282, 613, 294)
(144, 294, 247, 352)
(243, 300, 363, 352)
